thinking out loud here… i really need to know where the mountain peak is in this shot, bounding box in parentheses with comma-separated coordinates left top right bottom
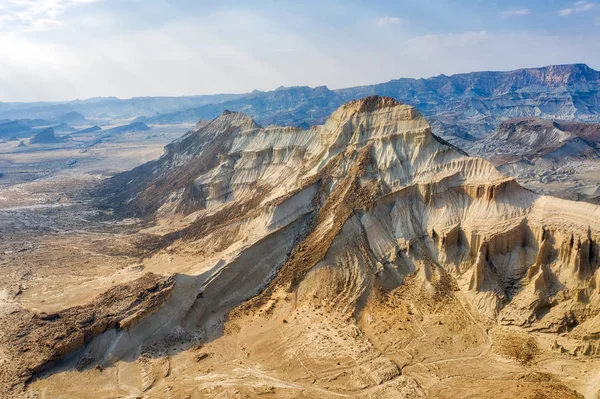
(214, 109, 259, 127)
(340, 95, 402, 113)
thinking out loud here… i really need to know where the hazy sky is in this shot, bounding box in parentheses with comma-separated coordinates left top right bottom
(1, 0, 600, 102)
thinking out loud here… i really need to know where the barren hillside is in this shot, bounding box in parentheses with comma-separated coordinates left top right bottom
(1, 96, 599, 398)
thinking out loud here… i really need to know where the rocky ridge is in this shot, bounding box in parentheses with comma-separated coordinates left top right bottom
(96, 96, 600, 357)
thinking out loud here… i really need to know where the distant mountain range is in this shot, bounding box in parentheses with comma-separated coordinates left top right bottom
(338, 64, 600, 138)
(2, 64, 600, 140)
(0, 94, 245, 121)
(133, 64, 600, 141)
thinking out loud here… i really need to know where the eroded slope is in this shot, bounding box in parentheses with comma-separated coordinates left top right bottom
(5, 96, 600, 398)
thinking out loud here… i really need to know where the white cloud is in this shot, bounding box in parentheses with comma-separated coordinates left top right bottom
(501, 9, 530, 18)
(558, 1, 595, 16)
(7, 26, 600, 102)
(0, 0, 101, 32)
(376, 17, 401, 26)
(0, 4, 599, 102)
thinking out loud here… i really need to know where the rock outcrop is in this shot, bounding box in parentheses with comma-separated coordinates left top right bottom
(95, 96, 600, 346)
(30, 127, 62, 144)
(0, 273, 175, 395)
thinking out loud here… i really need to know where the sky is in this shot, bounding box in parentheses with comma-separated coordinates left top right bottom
(0, 0, 599, 102)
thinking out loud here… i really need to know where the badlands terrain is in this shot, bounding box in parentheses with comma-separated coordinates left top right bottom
(471, 118, 600, 203)
(0, 96, 599, 398)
